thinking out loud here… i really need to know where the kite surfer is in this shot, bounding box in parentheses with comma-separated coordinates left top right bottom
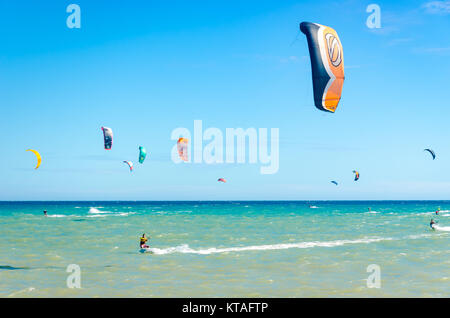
(140, 233, 149, 249)
(430, 219, 437, 230)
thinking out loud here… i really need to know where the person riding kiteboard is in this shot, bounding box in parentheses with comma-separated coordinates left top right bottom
(430, 219, 438, 230)
(140, 233, 149, 249)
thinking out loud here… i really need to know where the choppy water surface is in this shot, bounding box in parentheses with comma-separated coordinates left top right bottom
(0, 201, 449, 297)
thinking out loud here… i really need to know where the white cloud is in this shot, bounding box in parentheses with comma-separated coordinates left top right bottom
(388, 38, 414, 46)
(413, 47, 450, 55)
(422, 1, 450, 14)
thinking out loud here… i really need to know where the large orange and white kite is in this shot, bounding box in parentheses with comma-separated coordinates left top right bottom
(300, 22, 345, 113)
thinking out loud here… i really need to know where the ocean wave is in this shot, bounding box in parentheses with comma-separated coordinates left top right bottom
(47, 214, 67, 218)
(88, 207, 110, 214)
(434, 225, 450, 232)
(407, 233, 434, 239)
(142, 237, 391, 255)
(419, 210, 450, 215)
(7, 287, 35, 297)
(141, 231, 444, 256)
(88, 207, 134, 215)
(87, 211, 135, 217)
(116, 212, 135, 216)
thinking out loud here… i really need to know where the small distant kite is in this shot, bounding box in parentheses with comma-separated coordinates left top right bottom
(331, 181, 338, 186)
(353, 170, 360, 181)
(101, 127, 113, 150)
(424, 149, 436, 160)
(123, 161, 133, 172)
(218, 178, 227, 183)
(138, 146, 147, 164)
(177, 138, 188, 162)
(26, 149, 41, 169)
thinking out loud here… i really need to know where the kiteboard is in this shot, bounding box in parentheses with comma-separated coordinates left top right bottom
(139, 248, 153, 254)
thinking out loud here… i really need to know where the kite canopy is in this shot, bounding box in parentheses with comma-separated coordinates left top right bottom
(424, 149, 436, 160)
(353, 170, 360, 181)
(101, 127, 113, 150)
(139, 146, 147, 164)
(300, 22, 344, 113)
(331, 181, 338, 185)
(123, 161, 133, 172)
(26, 149, 41, 169)
(177, 138, 188, 162)
(218, 178, 227, 183)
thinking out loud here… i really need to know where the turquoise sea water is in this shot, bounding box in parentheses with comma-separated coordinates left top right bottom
(0, 201, 449, 297)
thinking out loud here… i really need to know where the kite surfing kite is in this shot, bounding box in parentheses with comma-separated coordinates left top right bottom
(300, 22, 345, 113)
(26, 149, 41, 169)
(123, 161, 133, 172)
(138, 146, 147, 164)
(218, 178, 227, 183)
(177, 138, 188, 162)
(101, 127, 113, 150)
(424, 149, 436, 160)
(331, 181, 338, 186)
(353, 170, 360, 181)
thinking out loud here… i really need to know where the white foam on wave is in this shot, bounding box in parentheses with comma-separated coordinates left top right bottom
(141, 231, 445, 256)
(415, 212, 433, 216)
(143, 237, 391, 255)
(116, 212, 135, 216)
(87, 208, 135, 217)
(407, 233, 434, 239)
(417, 210, 450, 216)
(88, 207, 110, 214)
(434, 225, 450, 232)
(47, 214, 67, 218)
(8, 287, 35, 297)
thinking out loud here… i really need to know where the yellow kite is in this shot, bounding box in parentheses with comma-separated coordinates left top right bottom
(26, 149, 41, 169)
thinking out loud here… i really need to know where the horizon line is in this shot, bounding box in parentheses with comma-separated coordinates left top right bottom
(0, 199, 450, 202)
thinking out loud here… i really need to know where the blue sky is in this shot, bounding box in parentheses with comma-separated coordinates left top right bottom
(0, 0, 449, 200)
